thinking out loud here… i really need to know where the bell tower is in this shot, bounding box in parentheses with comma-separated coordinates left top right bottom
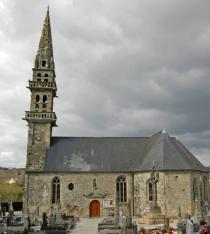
(24, 8, 57, 170)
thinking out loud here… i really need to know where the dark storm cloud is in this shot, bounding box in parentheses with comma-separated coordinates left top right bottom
(0, 0, 210, 167)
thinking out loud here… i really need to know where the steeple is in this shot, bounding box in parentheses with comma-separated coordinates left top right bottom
(35, 6, 54, 70)
(24, 8, 57, 170)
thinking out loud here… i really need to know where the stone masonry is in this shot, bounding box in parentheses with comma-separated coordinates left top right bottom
(24, 8, 57, 170)
(25, 170, 209, 221)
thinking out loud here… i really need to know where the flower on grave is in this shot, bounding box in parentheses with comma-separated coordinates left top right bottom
(148, 229, 163, 234)
(169, 227, 175, 234)
(199, 226, 208, 234)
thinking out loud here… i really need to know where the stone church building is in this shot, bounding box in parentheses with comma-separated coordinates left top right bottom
(23, 9, 209, 221)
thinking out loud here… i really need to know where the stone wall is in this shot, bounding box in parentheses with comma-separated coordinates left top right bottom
(26, 122, 52, 170)
(164, 171, 191, 218)
(26, 172, 133, 220)
(134, 171, 209, 219)
(25, 170, 209, 220)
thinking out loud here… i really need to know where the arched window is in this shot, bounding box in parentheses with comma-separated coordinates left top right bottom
(147, 179, 157, 202)
(116, 176, 127, 202)
(43, 95, 47, 108)
(52, 177, 60, 204)
(42, 60, 46, 67)
(43, 95, 47, 103)
(44, 73, 49, 77)
(37, 73, 41, 77)
(148, 182, 153, 201)
(193, 178, 198, 201)
(203, 176, 208, 201)
(36, 95, 40, 102)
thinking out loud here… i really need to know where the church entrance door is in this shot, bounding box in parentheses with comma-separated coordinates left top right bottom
(89, 200, 100, 217)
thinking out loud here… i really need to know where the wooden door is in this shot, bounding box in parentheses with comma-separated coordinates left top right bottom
(89, 200, 100, 217)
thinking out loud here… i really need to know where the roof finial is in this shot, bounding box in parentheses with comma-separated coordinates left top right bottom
(162, 128, 166, 134)
(47, 5, 50, 17)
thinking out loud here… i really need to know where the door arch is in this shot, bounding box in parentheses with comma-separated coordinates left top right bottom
(89, 200, 100, 217)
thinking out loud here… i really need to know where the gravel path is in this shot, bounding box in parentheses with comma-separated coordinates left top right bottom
(71, 218, 102, 234)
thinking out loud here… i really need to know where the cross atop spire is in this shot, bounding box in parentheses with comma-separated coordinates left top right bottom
(35, 7, 54, 69)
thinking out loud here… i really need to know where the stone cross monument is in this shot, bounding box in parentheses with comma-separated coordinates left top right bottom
(149, 163, 161, 214)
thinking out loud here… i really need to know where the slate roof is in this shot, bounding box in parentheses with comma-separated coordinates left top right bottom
(44, 130, 208, 172)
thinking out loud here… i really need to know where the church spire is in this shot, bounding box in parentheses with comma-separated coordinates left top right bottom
(24, 7, 57, 170)
(35, 6, 54, 69)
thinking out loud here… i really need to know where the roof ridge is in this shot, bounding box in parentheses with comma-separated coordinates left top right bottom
(51, 136, 149, 139)
(139, 131, 165, 169)
(162, 131, 171, 170)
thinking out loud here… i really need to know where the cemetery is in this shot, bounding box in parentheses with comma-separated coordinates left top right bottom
(0, 170, 210, 234)
(1, 201, 210, 234)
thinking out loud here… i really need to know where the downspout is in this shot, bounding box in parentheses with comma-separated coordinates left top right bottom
(163, 173, 167, 219)
(23, 171, 30, 228)
(27, 172, 30, 217)
(132, 172, 135, 216)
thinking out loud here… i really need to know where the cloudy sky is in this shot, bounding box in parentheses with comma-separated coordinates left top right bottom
(0, 0, 210, 168)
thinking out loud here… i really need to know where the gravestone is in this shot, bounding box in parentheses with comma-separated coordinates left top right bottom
(206, 213, 210, 225)
(8, 201, 14, 217)
(204, 201, 209, 214)
(114, 191, 120, 225)
(204, 201, 209, 221)
(121, 216, 127, 233)
(41, 212, 49, 230)
(207, 226, 210, 234)
(0, 203, 2, 218)
(194, 197, 202, 224)
(186, 219, 193, 234)
(132, 221, 138, 234)
(35, 206, 42, 225)
(177, 206, 184, 233)
(2, 206, 6, 218)
(49, 204, 65, 226)
(23, 207, 29, 229)
(98, 192, 122, 232)
(54, 209, 64, 225)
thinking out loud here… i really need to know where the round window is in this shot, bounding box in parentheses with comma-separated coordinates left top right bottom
(68, 183, 74, 190)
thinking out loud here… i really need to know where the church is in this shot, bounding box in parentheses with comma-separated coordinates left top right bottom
(23, 9, 209, 221)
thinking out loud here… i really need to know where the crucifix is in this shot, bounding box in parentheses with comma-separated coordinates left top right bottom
(150, 161, 159, 206)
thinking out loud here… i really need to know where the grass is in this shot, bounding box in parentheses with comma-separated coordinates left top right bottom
(0, 178, 24, 202)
